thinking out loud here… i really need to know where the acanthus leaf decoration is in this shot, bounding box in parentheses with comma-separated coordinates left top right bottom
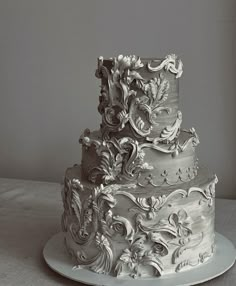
(69, 189, 95, 246)
(158, 111, 182, 143)
(147, 111, 182, 144)
(96, 54, 183, 141)
(116, 188, 187, 218)
(88, 150, 123, 184)
(61, 176, 84, 232)
(81, 127, 200, 186)
(84, 134, 154, 184)
(113, 203, 196, 278)
(63, 183, 126, 275)
(114, 232, 166, 278)
(62, 172, 217, 277)
(96, 55, 145, 138)
(74, 232, 113, 275)
(129, 73, 172, 138)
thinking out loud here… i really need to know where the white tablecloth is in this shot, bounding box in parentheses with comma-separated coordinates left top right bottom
(0, 178, 235, 286)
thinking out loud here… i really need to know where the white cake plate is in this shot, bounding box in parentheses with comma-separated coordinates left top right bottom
(43, 232, 235, 286)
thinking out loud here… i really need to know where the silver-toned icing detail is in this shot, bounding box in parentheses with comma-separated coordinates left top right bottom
(137, 174, 159, 187)
(115, 181, 216, 219)
(147, 54, 183, 78)
(73, 233, 113, 275)
(113, 201, 204, 277)
(199, 251, 212, 263)
(61, 54, 219, 279)
(96, 55, 183, 140)
(62, 182, 139, 275)
(69, 190, 95, 246)
(114, 233, 167, 278)
(175, 260, 199, 272)
(175, 247, 214, 273)
(61, 177, 85, 232)
(183, 127, 200, 147)
(159, 110, 182, 142)
(96, 55, 145, 138)
(62, 172, 217, 277)
(171, 232, 203, 264)
(80, 128, 200, 185)
(128, 73, 171, 137)
(136, 209, 193, 237)
(62, 183, 119, 274)
(111, 215, 135, 243)
(116, 190, 175, 216)
(81, 135, 153, 184)
(147, 111, 182, 144)
(187, 175, 217, 207)
(137, 162, 198, 187)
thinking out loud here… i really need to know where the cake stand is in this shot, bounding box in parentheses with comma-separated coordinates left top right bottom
(43, 232, 235, 286)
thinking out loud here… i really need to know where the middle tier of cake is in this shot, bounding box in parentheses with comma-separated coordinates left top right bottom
(79, 128, 200, 186)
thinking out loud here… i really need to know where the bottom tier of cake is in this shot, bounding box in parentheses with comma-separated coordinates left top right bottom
(61, 165, 217, 278)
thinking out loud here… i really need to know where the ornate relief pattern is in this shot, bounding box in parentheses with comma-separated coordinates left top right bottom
(62, 182, 135, 275)
(175, 246, 214, 272)
(171, 233, 203, 264)
(137, 161, 199, 187)
(116, 177, 216, 220)
(114, 233, 167, 278)
(96, 54, 183, 141)
(62, 175, 217, 277)
(62, 183, 117, 273)
(80, 128, 199, 185)
(147, 54, 183, 78)
(61, 53, 218, 279)
(61, 176, 84, 232)
(80, 132, 153, 184)
(73, 232, 113, 274)
(128, 73, 172, 138)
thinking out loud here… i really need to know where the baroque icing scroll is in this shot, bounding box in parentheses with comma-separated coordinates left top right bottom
(62, 171, 217, 277)
(80, 128, 199, 185)
(147, 54, 183, 78)
(96, 54, 183, 140)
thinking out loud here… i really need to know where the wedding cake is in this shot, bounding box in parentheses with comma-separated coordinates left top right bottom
(61, 54, 218, 278)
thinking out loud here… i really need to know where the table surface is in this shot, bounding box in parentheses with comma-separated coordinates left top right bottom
(0, 177, 235, 286)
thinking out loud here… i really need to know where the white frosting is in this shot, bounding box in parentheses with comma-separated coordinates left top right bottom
(61, 54, 217, 279)
(80, 128, 199, 186)
(62, 165, 217, 278)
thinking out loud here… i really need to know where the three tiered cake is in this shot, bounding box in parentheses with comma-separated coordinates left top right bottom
(61, 54, 218, 278)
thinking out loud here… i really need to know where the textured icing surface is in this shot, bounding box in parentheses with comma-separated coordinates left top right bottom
(80, 129, 199, 186)
(62, 165, 217, 277)
(61, 54, 217, 279)
(96, 55, 183, 141)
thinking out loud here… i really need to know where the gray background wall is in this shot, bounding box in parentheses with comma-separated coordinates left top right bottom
(0, 0, 235, 198)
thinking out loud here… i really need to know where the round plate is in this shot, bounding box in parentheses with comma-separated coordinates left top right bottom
(43, 232, 235, 286)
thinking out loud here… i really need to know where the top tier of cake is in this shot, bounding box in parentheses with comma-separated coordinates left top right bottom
(96, 54, 183, 142)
